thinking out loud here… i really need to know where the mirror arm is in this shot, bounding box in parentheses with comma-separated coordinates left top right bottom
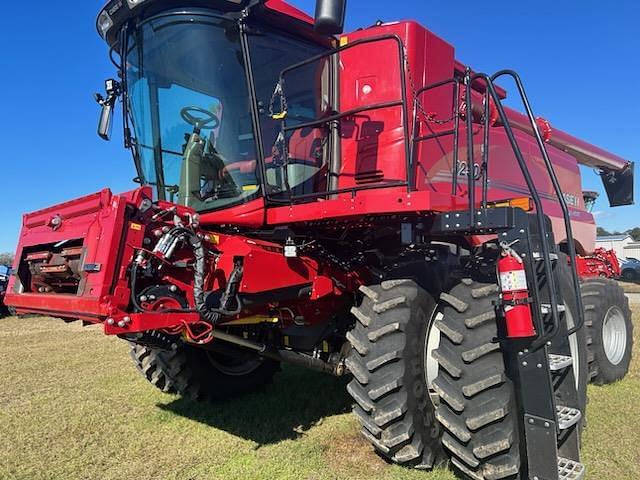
(95, 79, 122, 141)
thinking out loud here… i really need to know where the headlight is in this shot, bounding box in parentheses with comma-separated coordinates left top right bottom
(97, 10, 114, 39)
(126, 0, 148, 8)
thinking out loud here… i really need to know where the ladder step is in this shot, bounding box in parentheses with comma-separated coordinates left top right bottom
(558, 457, 585, 480)
(556, 405, 582, 430)
(548, 354, 573, 371)
(533, 252, 559, 261)
(541, 303, 566, 314)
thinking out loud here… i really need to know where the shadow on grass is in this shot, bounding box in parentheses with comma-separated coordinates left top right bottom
(157, 365, 352, 445)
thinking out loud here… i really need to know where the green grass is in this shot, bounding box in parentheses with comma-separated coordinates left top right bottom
(0, 311, 638, 480)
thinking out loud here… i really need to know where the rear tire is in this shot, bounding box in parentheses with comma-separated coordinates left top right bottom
(129, 342, 279, 401)
(581, 278, 633, 384)
(346, 280, 445, 469)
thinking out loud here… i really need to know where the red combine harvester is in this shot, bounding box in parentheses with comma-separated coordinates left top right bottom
(576, 191, 622, 279)
(4, 1, 635, 478)
(575, 248, 621, 279)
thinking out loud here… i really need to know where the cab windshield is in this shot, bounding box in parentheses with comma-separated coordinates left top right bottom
(127, 13, 259, 210)
(125, 11, 326, 211)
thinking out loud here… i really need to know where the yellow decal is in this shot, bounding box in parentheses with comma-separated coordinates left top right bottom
(242, 185, 259, 192)
(271, 111, 288, 120)
(130, 223, 143, 231)
(220, 315, 279, 326)
(340, 36, 349, 47)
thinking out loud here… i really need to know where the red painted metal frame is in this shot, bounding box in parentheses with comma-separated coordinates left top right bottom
(575, 248, 622, 279)
(5, 187, 354, 336)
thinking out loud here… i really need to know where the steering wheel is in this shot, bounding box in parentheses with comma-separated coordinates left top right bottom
(181, 106, 220, 131)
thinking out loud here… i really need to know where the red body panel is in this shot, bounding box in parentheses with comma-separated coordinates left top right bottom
(259, 21, 603, 253)
(263, 0, 314, 25)
(5, 188, 149, 319)
(5, 188, 353, 336)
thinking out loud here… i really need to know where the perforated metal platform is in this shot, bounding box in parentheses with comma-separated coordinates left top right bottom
(548, 354, 573, 371)
(556, 405, 582, 430)
(558, 457, 585, 480)
(533, 252, 559, 261)
(541, 303, 566, 314)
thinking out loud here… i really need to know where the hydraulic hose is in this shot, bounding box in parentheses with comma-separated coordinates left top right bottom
(188, 232, 224, 325)
(128, 225, 240, 326)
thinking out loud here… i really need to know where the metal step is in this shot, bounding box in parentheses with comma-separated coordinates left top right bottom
(533, 252, 559, 261)
(556, 405, 582, 430)
(541, 303, 566, 314)
(558, 457, 585, 480)
(548, 354, 573, 371)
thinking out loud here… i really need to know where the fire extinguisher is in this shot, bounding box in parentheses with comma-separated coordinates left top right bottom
(497, 246, 536, 338)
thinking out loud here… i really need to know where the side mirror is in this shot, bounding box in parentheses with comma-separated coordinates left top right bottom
(314, 0, 347, 35)
(94, 78, 121, 142)
(97, 102, 114, 141)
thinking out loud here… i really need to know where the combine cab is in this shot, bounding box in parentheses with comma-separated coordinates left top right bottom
(5, 0, 635, 478)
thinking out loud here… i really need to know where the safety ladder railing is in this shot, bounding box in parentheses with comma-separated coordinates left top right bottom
(412, 69, 584, 343)
(415, 70, 587, 479)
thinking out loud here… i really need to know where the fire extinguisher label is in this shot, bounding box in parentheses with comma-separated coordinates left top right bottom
(500, 270, 528, 291)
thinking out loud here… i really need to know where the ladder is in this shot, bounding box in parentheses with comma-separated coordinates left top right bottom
(422, 71, 586, 480)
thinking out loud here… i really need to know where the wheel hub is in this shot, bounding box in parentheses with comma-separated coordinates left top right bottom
(602, 306, 627, 365)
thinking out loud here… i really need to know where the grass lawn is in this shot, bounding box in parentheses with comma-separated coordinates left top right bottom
(0, 309, 638, 480)
(618, 280, 640, 294)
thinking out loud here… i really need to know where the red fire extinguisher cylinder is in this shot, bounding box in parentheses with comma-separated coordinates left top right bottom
(498, 253, 536, 338)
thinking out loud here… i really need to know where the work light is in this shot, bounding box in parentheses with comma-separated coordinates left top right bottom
(97, 10, 114, 39)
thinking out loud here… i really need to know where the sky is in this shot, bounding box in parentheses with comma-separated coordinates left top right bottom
(0, 1, 638, 252)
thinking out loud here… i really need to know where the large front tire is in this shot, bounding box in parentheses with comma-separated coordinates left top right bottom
(129, 342, 279, 401)
(346, 280, 444, 468)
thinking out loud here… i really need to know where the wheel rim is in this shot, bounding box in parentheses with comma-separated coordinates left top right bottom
(566, 307, 580, 390)
(424, 311, 442, 406)
(602, 306, 627, 365)
(205, 351, 263, 376)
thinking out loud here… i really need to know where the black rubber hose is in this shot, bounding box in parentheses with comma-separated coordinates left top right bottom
(188, 232, 223, 325)
(128, 226, 227, 324)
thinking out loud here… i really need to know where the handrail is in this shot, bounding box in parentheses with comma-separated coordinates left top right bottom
(470, 72, 563, 346)
(491, 70, 585, 336)
(411, 78, 461, 195)
(272, 34, 412, 203)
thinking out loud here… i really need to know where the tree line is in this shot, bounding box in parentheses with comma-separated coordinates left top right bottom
(0, 253, 14, 266)
(597, 227, 640, 241)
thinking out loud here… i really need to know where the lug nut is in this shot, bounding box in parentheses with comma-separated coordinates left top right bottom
(117, 320, 126, 328)
(123, 316, 131, 324)
(139, 295, 148, 302)
(106, 318, 115, 326)
(169, 285, 177, 292)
